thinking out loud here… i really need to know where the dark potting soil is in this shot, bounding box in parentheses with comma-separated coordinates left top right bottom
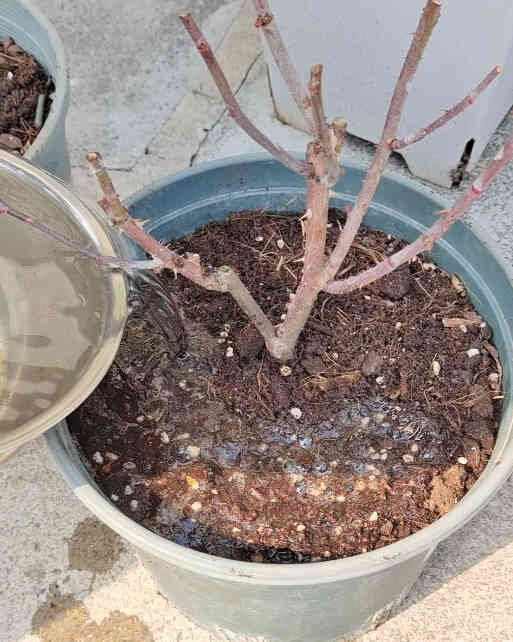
(0, 37, 53, 154)
(69, 210, 502, 563)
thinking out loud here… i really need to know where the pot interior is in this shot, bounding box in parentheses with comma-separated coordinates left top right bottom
(126, 158, 512, 458)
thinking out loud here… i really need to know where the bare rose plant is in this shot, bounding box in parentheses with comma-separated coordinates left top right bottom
(3, 0, 512, 363)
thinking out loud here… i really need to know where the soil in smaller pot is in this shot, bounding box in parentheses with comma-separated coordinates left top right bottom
(69, 210, 502, 563)
(0, 37, 53, 154)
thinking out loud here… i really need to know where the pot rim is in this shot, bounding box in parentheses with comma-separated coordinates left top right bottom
(47, 153, 513, 585)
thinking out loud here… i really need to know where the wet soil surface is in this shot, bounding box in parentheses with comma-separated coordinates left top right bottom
(69, 210, 502, 563)
(0, 37, 53, 154)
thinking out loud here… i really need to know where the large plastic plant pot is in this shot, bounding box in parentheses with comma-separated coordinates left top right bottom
(46, 155, 513, 642)
(1, 0, 70, 181)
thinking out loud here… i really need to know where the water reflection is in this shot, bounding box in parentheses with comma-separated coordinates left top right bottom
(0, 215, 105, 437)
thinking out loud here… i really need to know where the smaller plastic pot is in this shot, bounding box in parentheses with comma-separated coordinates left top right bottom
(47, 155, 513, 641)
(1, 0, 70, 180)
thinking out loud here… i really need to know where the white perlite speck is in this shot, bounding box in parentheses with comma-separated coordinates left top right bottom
(186, 445, 200, 458)
(105, 452, 119, 462)
(130, 500, 138, 511)
(290, 407, 302, 420)
(403, 454, 414, 463)
(225, 346, 234, 358)
(160, 431, 170, 444)
(432, 360, 441, 377)
(458, 457, 468, 465)
(467, 348, 480, 358)
(92, 452, 104, 465)
(296, 524, 306, 532)
(255, 235, 264, 242)
(369, 511, 378, 522)
(190, 501, 202, 512)
(110, 494, 119, 502)
(375, 412, 385, 425)
(124, 485, 133, 495)
(276, 239, 285, 249)
(280, 365, 292, 377)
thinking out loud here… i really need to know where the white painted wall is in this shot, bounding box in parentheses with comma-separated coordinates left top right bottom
(265, 0, 513, 186)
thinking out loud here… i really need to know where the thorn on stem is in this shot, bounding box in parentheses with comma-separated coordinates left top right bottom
(303, 96, 312, 109)
(255, 12, 273, 28)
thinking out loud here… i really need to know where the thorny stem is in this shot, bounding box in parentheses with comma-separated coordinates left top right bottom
(87, 153, 279, 354)
(308, 65, 345, 185)
(252, 0, 315, 134)
(216, 266, 276, 344)
(303, 146, 330, 273)
(11, 1, 507, 365)
(0, 200, 160, 271)
(330, 117, 348, 155)
(309, 64, 331, 149)
(179, 13, 309, 177)
(87, 152, 214, 288)
(266, 0, 442, 360)
(326, 133, 513, 294)
(391, 65, 502, 150)
(271, 146, 331, 361)
(321, 0, 441, 286)
(86, 152, 129, 225)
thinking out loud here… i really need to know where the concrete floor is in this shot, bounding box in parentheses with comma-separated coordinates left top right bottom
(2, 1, 513, 640)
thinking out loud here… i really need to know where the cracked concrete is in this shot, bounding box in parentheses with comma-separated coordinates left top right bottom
(43, 0, 243, 169)
(2, 0, 513, 640)
(189, 52, 262, 166)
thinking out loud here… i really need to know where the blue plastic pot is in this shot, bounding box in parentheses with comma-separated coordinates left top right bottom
(46, 155, 513, 641)
(1, 0, 70, 180)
